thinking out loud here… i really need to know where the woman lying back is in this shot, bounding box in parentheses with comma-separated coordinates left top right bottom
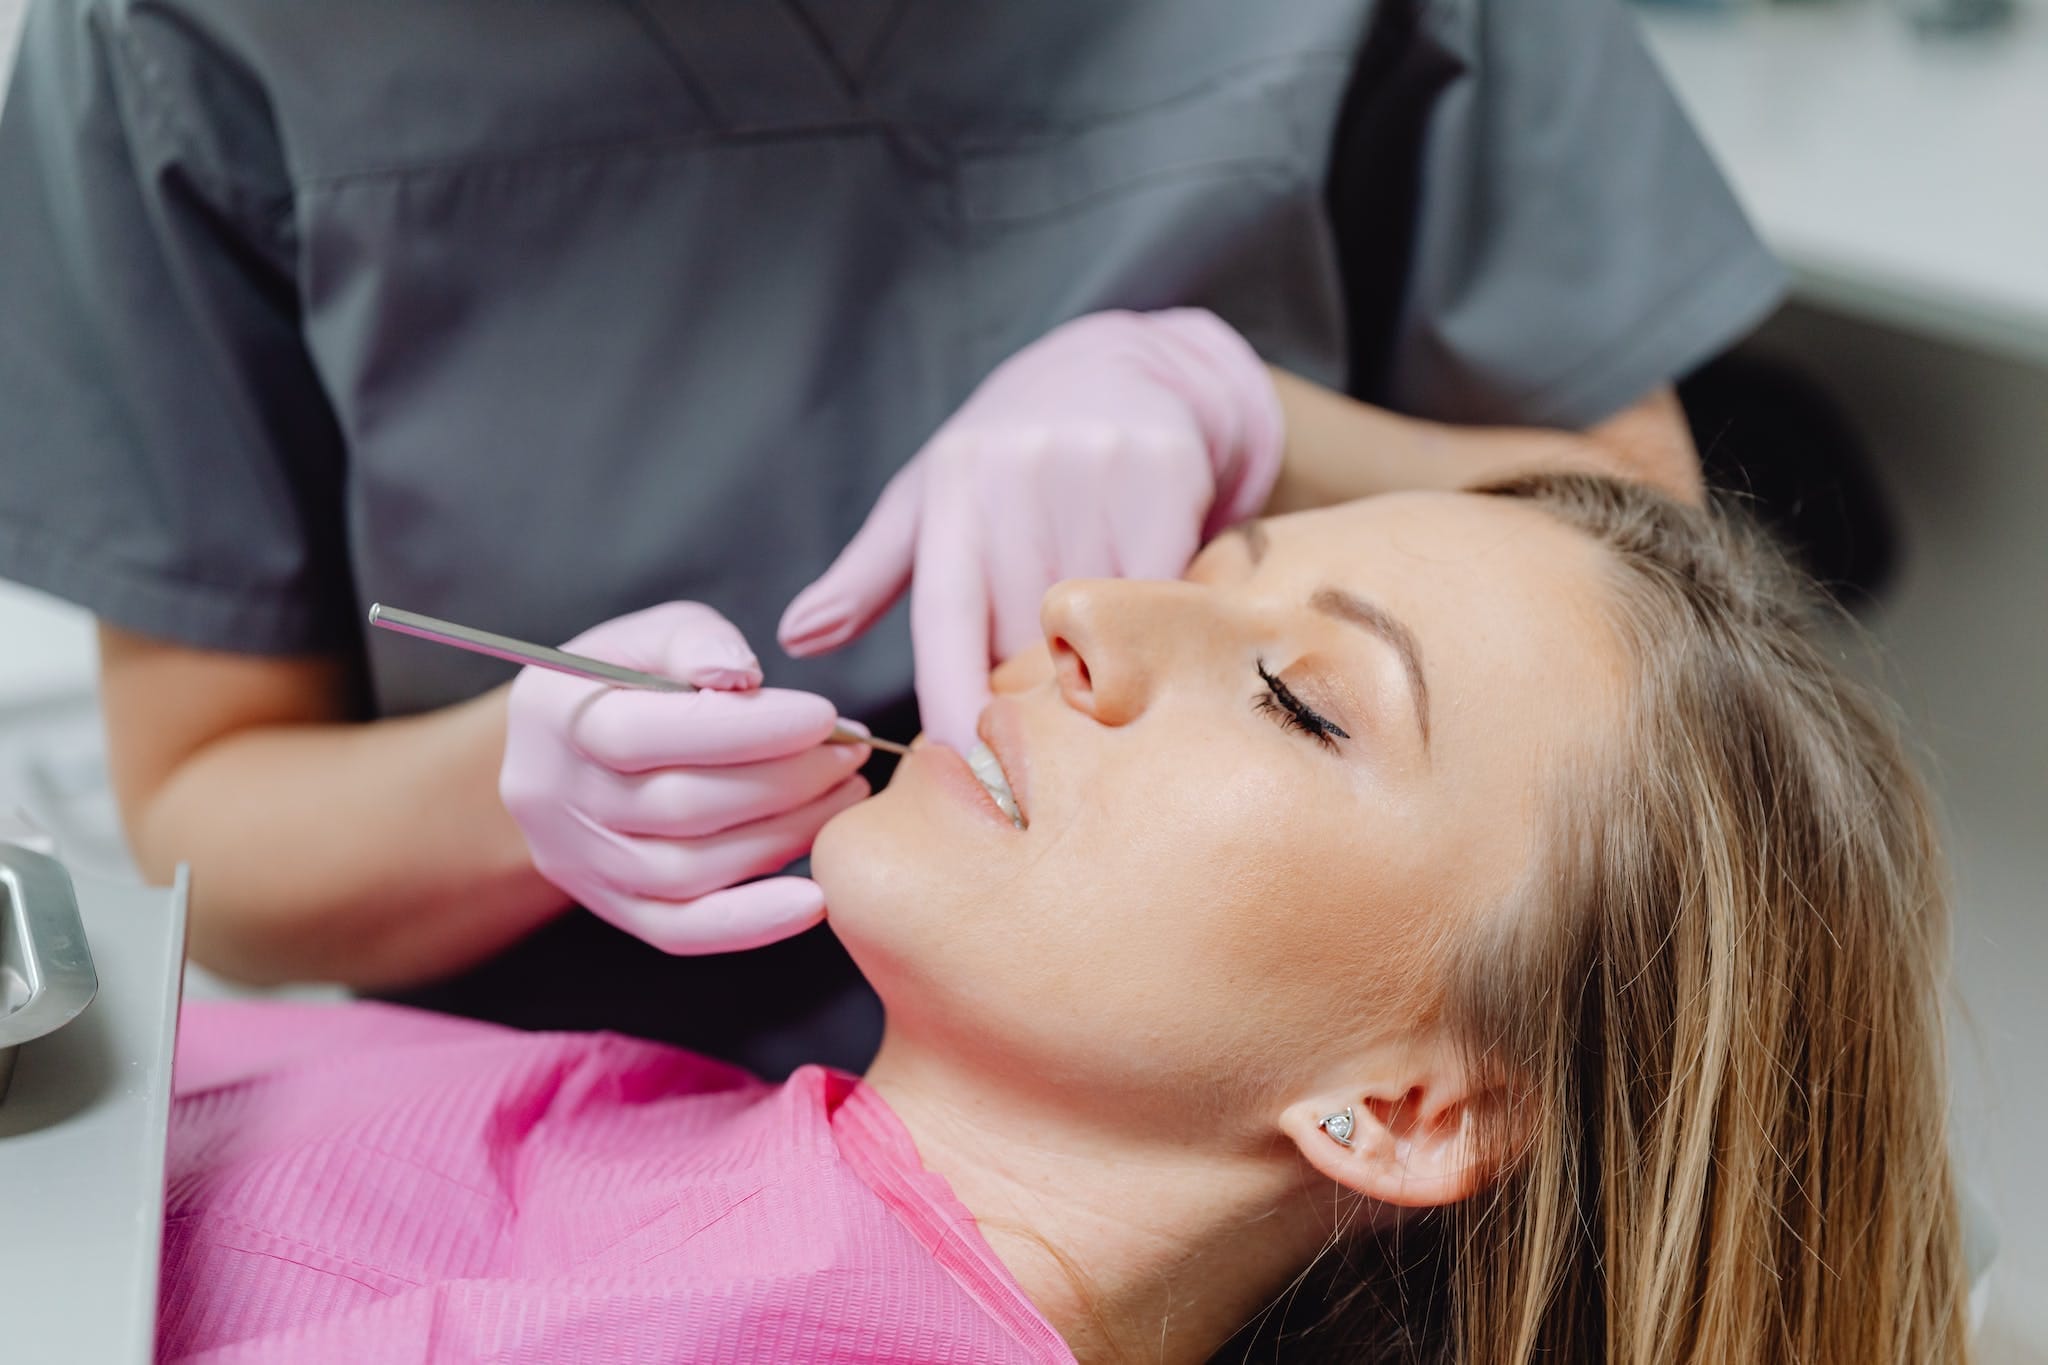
(160, 473, 1966, 1364)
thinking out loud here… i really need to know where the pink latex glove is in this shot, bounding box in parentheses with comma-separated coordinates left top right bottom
(499, 602, 871, 954)
(777, 308, 1285, 752)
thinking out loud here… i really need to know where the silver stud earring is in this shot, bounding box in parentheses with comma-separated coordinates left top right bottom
(1317, 1106, 1356, 1148)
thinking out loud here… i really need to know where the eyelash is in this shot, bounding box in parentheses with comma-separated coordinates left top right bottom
(1254, 660, 1350, 752)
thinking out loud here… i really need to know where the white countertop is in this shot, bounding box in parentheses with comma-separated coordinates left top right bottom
(1639, 1, 2048, 364)
(0, 865, 185, 1365)
(0, 583, 95, 710)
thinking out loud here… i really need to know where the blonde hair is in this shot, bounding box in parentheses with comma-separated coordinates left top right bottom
(1260, 474, 1968, 1363)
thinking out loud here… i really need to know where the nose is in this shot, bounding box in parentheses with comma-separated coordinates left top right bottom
(1040, 579, 1204, 727)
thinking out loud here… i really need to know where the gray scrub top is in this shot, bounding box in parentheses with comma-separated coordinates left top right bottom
(0, 0, 1782, 1074)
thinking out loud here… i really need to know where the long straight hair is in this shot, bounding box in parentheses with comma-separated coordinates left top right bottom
(1262, 475, 1967, 1363)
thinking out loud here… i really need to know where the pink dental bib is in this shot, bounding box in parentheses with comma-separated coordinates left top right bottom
(160, 1001, 1073, 1364)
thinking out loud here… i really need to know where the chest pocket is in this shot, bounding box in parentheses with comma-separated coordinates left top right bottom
(948, 51, 1360, 394)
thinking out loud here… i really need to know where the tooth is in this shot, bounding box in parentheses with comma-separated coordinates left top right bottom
(966, 742, 1024, 829)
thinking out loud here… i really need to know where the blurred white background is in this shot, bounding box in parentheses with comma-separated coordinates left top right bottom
(0, 0, 2041, 1355)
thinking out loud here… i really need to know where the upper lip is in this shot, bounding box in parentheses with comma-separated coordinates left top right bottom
(975, 700, 1032, 828)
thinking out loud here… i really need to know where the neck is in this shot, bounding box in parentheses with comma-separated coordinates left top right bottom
(862, 1037, 1334, 1365)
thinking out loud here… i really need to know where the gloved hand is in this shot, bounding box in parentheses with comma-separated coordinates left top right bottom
(777, 308, 1285, 752)
(499, 602, 871, 954)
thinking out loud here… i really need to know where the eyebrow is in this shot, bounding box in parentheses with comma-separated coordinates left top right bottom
(1224, 521, 1432, 749)
(1310, 588, 1431, 748)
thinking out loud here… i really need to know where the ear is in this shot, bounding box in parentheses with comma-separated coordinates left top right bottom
(1281, 1067, 1504, 1209)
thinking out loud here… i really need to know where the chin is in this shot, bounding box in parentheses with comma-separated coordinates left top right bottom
(813, 784, 979, 1023)
(812, 789, 917, 964)
(808, 796, 871, 905)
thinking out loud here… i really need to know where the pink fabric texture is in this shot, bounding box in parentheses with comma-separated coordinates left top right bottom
(161, 1002, 1073, 1364)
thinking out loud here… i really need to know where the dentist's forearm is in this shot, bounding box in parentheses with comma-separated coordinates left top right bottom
(136, 689, 564, 988)
(1262, 369, 1703, 513)
(98, 637, 567, 990)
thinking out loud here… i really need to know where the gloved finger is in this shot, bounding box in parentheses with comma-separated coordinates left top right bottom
(1114, 509, 1203, 582)
(1116, 513, 1203, 584)
(1048, 439, 1132, 586)
(579, 740, 870, 838)
(778, 460, 926, 657)
(988, 557, 1055, 664)
(565, 683, 843, 773)
(1107, 455, 1207, 580)
(577, 772, 871, 901)
(909, 459, 995, 752)
(562, 600, 764, 690)
(991, 568, 1056, 663)
(984, 436, 1063, 662)
(584, 877, 829, 956)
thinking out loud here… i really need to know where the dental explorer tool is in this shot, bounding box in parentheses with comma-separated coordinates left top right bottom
(367, 604, 910, 755)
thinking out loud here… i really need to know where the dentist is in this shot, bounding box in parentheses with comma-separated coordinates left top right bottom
(0, 0, 1781, 1074)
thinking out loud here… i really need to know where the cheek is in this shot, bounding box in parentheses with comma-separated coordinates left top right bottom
(1034, 759, 1318, 960)
(818, 731, 1466, 1063)
(1122, 762, 1456, 1035)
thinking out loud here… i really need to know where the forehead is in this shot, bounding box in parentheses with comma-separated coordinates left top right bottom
(1266, 491, 1598, 589)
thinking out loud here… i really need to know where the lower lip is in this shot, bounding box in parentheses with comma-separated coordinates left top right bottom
(909, 745, 1021, 831)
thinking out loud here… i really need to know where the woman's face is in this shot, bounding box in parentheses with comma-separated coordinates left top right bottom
(815, 491, 1627, 1137)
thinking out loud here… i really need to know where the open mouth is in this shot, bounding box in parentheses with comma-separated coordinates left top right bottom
(965, 741, 1026, 830)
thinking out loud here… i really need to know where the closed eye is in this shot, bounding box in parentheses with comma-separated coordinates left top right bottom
(1254, 660, 1349, 752)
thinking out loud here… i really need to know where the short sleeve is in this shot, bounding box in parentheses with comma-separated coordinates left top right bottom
(1384, 0, 1787, 429)
(0, 0, 353, 653)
